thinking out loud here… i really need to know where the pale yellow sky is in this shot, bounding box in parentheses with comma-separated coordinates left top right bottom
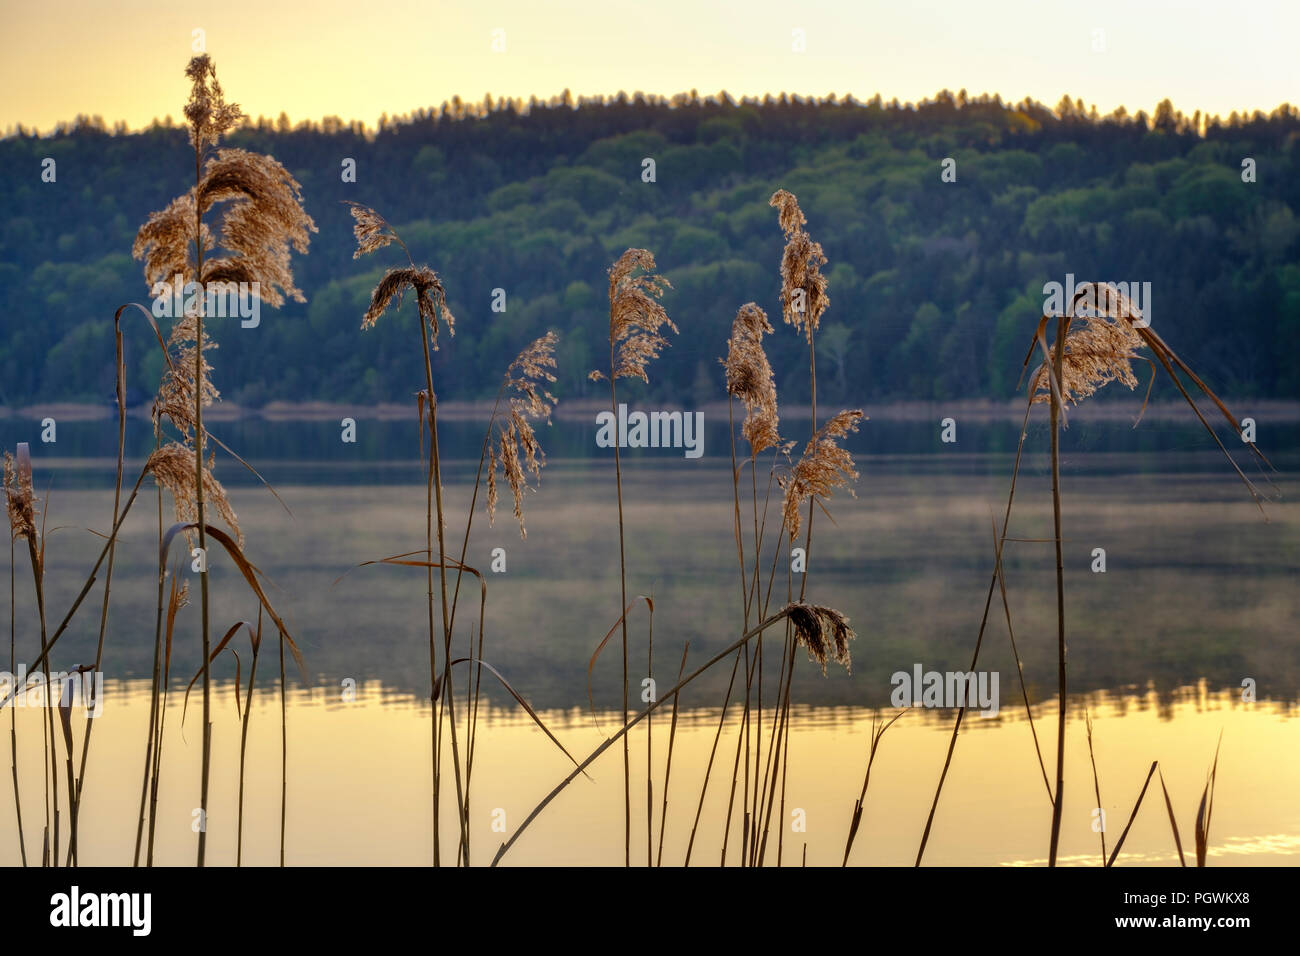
(1, 0, 1295, 133)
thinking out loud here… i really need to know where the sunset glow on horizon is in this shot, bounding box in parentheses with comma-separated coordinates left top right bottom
(2, 0, 1296, 134)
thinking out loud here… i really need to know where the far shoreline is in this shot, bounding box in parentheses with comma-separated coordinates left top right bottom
(3, 397, 1298, 424)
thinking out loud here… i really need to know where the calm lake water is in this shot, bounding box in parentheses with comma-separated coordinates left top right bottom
(1, 406, 1296, 865)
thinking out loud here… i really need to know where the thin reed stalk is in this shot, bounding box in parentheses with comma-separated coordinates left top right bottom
(655, 644, 689, 866)
(842, 711, 905, 865)
(682, 641, 741, 865)
(146, 550, 193, 867)
(1086, 710, 1107, 865)
(279, 627, 286, 866)
(1047, 314, 1067, 867)
(8, 535, 25, 866)
(26, 482, 58, 867)
(1105, 761, 1158, 866)
(607, 347, 632, 867)
(236, 615, 261, 866)
(645, 592, 653, 865)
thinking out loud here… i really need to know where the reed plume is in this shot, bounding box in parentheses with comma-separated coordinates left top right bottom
(486, 332, 558, 538)
(347, 202, 396, 259)
(769, 190, 828, 342)
(784, 602, 856, 675)
(362, 266, 455, 341)
(3, 451, 37, 546)
(1028, 286, 1144, 407)
(780, 409, 864, 543)
(723, 303, 780, 456)
(347, 202, 456, 345)
(152, 313, 217, 445)
(145, 443, 242, 548)
(589, 248, 675, 384)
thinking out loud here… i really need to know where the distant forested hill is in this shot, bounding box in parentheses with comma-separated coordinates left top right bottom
(1, 90, 1297, 408)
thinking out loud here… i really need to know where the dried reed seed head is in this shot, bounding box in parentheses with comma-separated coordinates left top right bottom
(486, 444, 499, 528)
(3, 450, 38, 542)
(346, 202, 396, 259)
(784, 602, 856, 675)
(154, 314, 220, 435)
(769, 189, 806, 234)
(1, 452, 14, 534)
(495, 420, 529, 538)
(510, 407, 545, 477)
(1072, 282, 1148, 326)
(363, 266, 455, 346)
(137, 71, 315, 311)
(146, 441, 243, 548)
(743, 406, 782, 459)
(723, 302, 775, 402)
(769, 189, 829, 339)
(782, 409, 864, 541)
(486, 410, 547, 539)
(487, 333, 559, 538)
(817, 408, 864, 442)
(1031, 284, 1145, 407)
(507, 331, 560, 421)
(133, 193, 201, 290)
(184, 55, 242, 150)
(723, 303, 780, 455)
(196, 149, 317, 308)
(592, 248, 676, 383)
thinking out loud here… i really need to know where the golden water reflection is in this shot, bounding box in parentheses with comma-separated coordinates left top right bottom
(4, 680, 1296, 866)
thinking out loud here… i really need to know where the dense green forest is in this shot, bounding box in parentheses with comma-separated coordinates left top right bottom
(1, 89, 1298, 408)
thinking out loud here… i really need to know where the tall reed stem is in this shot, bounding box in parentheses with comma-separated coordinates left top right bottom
(419, 320, 467, 866)
(191, 145, 212, 868)
(8, 539, 25, 866)
(1048, 315, 1068, 866)
(236, 635, 260, 866)
(27, 529, 56, 866)
(607, 344, 631, 867)
(278, 628, 287, 865)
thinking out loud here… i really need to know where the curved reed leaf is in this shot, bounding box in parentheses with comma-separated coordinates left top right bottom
(181, 621, 255, 725)
(158, 522, 305, 679)
(446, 657, 584, 774)
(586, 596, 654, 733)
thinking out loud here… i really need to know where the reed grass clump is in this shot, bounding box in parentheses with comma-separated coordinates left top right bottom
(917, 279, 1271, 868)
(347, 203, 564, 866)
(130, 54, 315, 866)
(0, 55, 314, 868)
